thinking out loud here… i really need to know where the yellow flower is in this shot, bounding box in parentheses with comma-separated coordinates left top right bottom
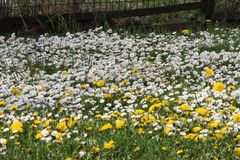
(67, 118, 77, 127)
(99, 123, 112, 131)
(79, 84, 89, 89)
(164, 127, 171, 134)
(10, 121, 23, 133)
(56, 133, 63, 139)
(138, 128, 144, 135)
(180, 104, 191, 111)
(65, 158, 72, 160)
(234, 135, 240, 141)
(161, 146, 168, 151)
(65, 89, 74, 96)
(229, 105, 236, 110)
(10, 105, 19, 111)
(34, 119, 41, 125)
(227, 85, 236, 90)
(91, 147, 101, 154)
(120, 79, 129, 86)
(43, 119, 53, 127)
(183, 133, 197, 140)
(0, 101, 6, 106)
(166, 119, 174, 125)
(111, 113, 118, 117)
(104, 140, 114, 149)
(214, 133, 223, 139)
(95, 114, 102, 119)
(181, 29, 190, 34)
(213, 156, 218, 160)
(25, 105, 31, 109)
(134, 109, 144, 115)
(176, 150, 184, 155)
(208, 121, 220, 128)
(56, 121, 67, 131)
(213, 82, 224, 92)
(11, 87, 21, 96)
(195, 107, 209, 116)
(150, 98, 159, 103)
(205, 67, 214, 77)
(15, 141, 21, 146)
(162, 100, 170, 107)
(134, 146, 141, 152)
(104, 94, 113, 99)
(35, 133, 43, 140)
(235, 147, 240, 157)
(192, 126, 202, 133)
(206, 97, 214, 103)
(96, 80, 105, 87)
(141, 114, 156, 125)
(111, 85, 118, 90)
(148, 103, 162, 113)
(233, 114, 240, 122)
(115, 119, 125, 129)
(62, 71, 69, 76)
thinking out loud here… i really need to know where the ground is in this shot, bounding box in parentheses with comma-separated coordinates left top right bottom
(0, 27, 240, 159)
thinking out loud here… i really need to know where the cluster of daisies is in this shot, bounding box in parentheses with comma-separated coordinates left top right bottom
(0, 27, 240, 159)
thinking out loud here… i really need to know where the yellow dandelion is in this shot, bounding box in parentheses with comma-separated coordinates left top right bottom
(161, 146, 168, 151)
(91, 147, 101, 154)
(233, 114, 240, 122)
(235, 147, 240, 157)
(65, 89, 74, 96)
(227, 85, 236, 90)
(95, 114, 102, 119)
(176, 150, 184, 155)
(180, 104, 191, 111)
(181, 29, 190, 34)
(229, 105, 236, 110)
(0, 101, 6, 106)
(134, 109, 144, 115)
(10, 121, 23, 133)
(205, 67, 214, 77)
(56, 121, 67, 131)
(104, 140, 114, 149)
(192, 126, 202, 133)
(115, 119, 125, 129)
(10, 105, 19, 111)
(11, 87, 21, 96)
(43, 119, 53, 127)
(134, 146, 141, 152)
(79, 84, 89, 89)
(55, 133, 63, 139)
(62, 71, 69, 76)
(96, 80, 105, 87)
(195, 107, 209, 116)
(15, 141, 21, 146)
(138, 128, 144, 135)
(35, 133, 43, 140)
(67, 118, 77, 127)
(208, 121, 220, 128)
(104, 93, 113, 99)
(99, 123, 113, 131)
(213, 82, 224, 92)
(164, 127, 171, 134)
(34, 119, 41, 125)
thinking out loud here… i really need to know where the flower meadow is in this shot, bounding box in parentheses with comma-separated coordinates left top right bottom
(0, 27, 240, 160)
